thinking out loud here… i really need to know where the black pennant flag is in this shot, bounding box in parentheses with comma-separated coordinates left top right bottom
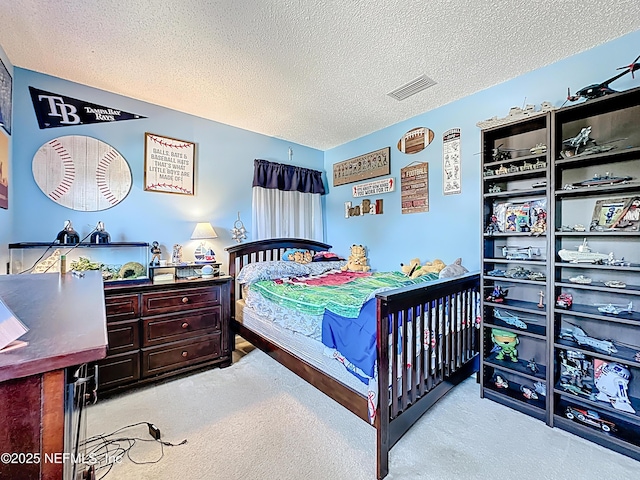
(29, 87, 146, 129)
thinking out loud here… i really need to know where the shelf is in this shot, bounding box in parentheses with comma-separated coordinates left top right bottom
(484, 353, 546, 381)
(9, 242, 149, 248)
(555, 262, 640, 273)
(484, 259, 547, 266)
(483, 169, 546, 182)
(554, 146, 640, 168)
(555, 182, 640, 198)
(554, 341, 640, 368)
(484, 319, 546, 339)
(556, 280, 640, 296)
(484, 299, 546, 315)
(555, 231, 640, 238)
(485, 276, 547, 287)
(553, 304, 640, 325)
(483, 380, 546, 411)
(483, 187, 546, 199)
(484, 388, 547, 421)
(553, 386, 640, 425)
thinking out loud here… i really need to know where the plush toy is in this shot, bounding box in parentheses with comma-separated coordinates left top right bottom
(341, 244, 371, 272)
(439, 258, 469, 278)
(400, 258, 446, 278)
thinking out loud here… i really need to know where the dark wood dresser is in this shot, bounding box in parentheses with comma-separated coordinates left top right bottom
(97, 276, 232, 394)
(0, 272, 107, 480)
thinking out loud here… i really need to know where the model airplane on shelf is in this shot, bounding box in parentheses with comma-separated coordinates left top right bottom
(493, 309, 527, 329)
(566, 54, 640, 103)
(594, 302, 634, 315)
(559, 324, 617, 354)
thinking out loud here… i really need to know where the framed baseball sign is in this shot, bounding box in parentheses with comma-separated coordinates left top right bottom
(144, 133, 195, 195)
(32, 135, 132, 211)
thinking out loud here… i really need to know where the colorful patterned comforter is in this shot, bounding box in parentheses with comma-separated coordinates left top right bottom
(250, 270, 439, 318)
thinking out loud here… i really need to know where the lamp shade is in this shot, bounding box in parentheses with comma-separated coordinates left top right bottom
(190, 222, 218, 240)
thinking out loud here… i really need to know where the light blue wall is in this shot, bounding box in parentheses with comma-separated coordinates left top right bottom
(324, 29, 640, 272)
(7, 68, 324, 273)
(0, 45, 12, 270)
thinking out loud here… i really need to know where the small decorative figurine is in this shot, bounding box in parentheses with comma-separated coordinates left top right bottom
(521, 385, 538, 400)
(90, 221, 111, 244)
(537, 291, 545, 309)
(593, 361, 636, 413)
(150, 241, 162, 266)
(491, 329, 519, 362)
(486, 285, 508, 303)
(527, 358, 540, 374)
(172, 244, 183, 265)
(231, 211, 248, 243)
(485, 214, 501, 235)
(559, 350, 592, 396)
(493, 374, 509, 389)
(56, 220, 80, 245)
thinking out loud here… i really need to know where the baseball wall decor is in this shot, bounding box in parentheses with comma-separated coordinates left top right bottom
(397, 127, 434, 154)
(144, 133, 195, 195)
(32, 135, 132, 211)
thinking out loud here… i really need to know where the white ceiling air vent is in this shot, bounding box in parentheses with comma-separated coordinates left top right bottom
(387, 75, 437, 101)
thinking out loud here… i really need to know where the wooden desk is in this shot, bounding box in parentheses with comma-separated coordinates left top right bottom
(0, 272, 107, 480)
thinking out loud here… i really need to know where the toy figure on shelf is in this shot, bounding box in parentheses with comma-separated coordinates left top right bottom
(537, 291, 545, 309)
(527, 358, 540, 374)
(150, 241, 162, 266)
(521, 385, 538, 400)
(593, 360, 636, 413)
(559, 350, 593, 396)
(485, 214, 501, 235)
(493, 373, 509, 389)
(491, 329, 519, 362)
(530, 209, 547, 236)
(486, 285, 508, 303)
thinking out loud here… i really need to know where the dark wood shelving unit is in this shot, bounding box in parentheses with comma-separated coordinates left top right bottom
(480, 86, 640, 462)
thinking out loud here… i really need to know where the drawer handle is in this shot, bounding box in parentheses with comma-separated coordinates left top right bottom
(182, 297, 189, 304)
(182, 351, 188, 358)
(181, 322, 189, 329)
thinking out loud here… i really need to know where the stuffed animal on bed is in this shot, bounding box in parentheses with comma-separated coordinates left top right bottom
(439, 258, 469, 278)
(341, 244, 371, 272)
(400, 258, 446, 278)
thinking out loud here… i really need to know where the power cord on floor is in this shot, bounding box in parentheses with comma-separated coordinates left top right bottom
(80, 421, 187, 479)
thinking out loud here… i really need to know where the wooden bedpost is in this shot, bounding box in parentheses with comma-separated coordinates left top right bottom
(376, 296, 390, 479)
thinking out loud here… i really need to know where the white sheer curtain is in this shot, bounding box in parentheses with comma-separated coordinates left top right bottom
(251, 159, 325, 241)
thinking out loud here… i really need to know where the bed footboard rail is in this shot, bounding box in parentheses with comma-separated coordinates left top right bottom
(375, 272, 480, 479)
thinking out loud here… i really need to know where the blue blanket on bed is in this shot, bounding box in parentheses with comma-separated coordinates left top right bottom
(322, 298, 378, 379)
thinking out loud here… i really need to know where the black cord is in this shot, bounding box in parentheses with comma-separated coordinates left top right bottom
(80, 421, 187, 479)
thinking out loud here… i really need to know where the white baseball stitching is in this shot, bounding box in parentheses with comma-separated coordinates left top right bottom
(48, 139, 75, 200)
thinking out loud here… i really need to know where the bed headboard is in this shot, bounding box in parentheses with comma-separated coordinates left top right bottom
(225, 238, 332, 319)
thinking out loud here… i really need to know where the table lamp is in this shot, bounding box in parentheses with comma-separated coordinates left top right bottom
(191, 222, 218, 263)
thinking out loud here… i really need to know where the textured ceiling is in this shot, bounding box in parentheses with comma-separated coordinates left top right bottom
(1, 1, 639, 150)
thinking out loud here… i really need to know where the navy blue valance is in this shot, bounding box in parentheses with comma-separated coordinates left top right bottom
(252, 159, 326, 195)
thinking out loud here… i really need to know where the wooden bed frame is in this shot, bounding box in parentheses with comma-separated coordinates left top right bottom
(226, 238, 480, 479)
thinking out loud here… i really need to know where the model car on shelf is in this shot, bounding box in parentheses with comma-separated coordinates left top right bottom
(486, 268, 507, 277)
(504, 266, 532, 278)
(569, 275, 592, 284)
(493, 309, 527, 329)
(604, 280, 626, 288)
(528, 271, 546, 281)
(530, 143, 547, 155)
(564, 407, 616, 433)
(559, 324, 617, 354)
(556, 293, 573, 309)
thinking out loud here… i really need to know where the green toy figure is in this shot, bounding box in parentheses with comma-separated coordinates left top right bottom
(492, 328, 519, 362)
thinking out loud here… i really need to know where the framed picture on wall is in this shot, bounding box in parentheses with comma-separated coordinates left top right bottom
(144, 133, 196, 195)
(0, 57, 12, 135)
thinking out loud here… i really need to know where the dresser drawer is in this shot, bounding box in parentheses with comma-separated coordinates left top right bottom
(97, 351, 141, 390)
(141, 285, 221, 316)
(141, 334, 222, 377)
(105, 293, 140, 322)
(142, 306, 221, 347)
(107, 319, 140, 354)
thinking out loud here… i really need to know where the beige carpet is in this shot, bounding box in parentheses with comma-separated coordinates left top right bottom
(86, 343, 640, 480)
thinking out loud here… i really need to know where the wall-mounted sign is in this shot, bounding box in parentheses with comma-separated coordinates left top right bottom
(401, 162, 429, 214)
(333, 147, 390, 187)
(144, 133, 195, 195)
(352, 177, 395, 198)
(29, 87, 146, 129)
(397, 127, 434, 154)
(443, 128, 461, 195)
(32, 135, 132, 211)
(344, 199, 383, 217)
